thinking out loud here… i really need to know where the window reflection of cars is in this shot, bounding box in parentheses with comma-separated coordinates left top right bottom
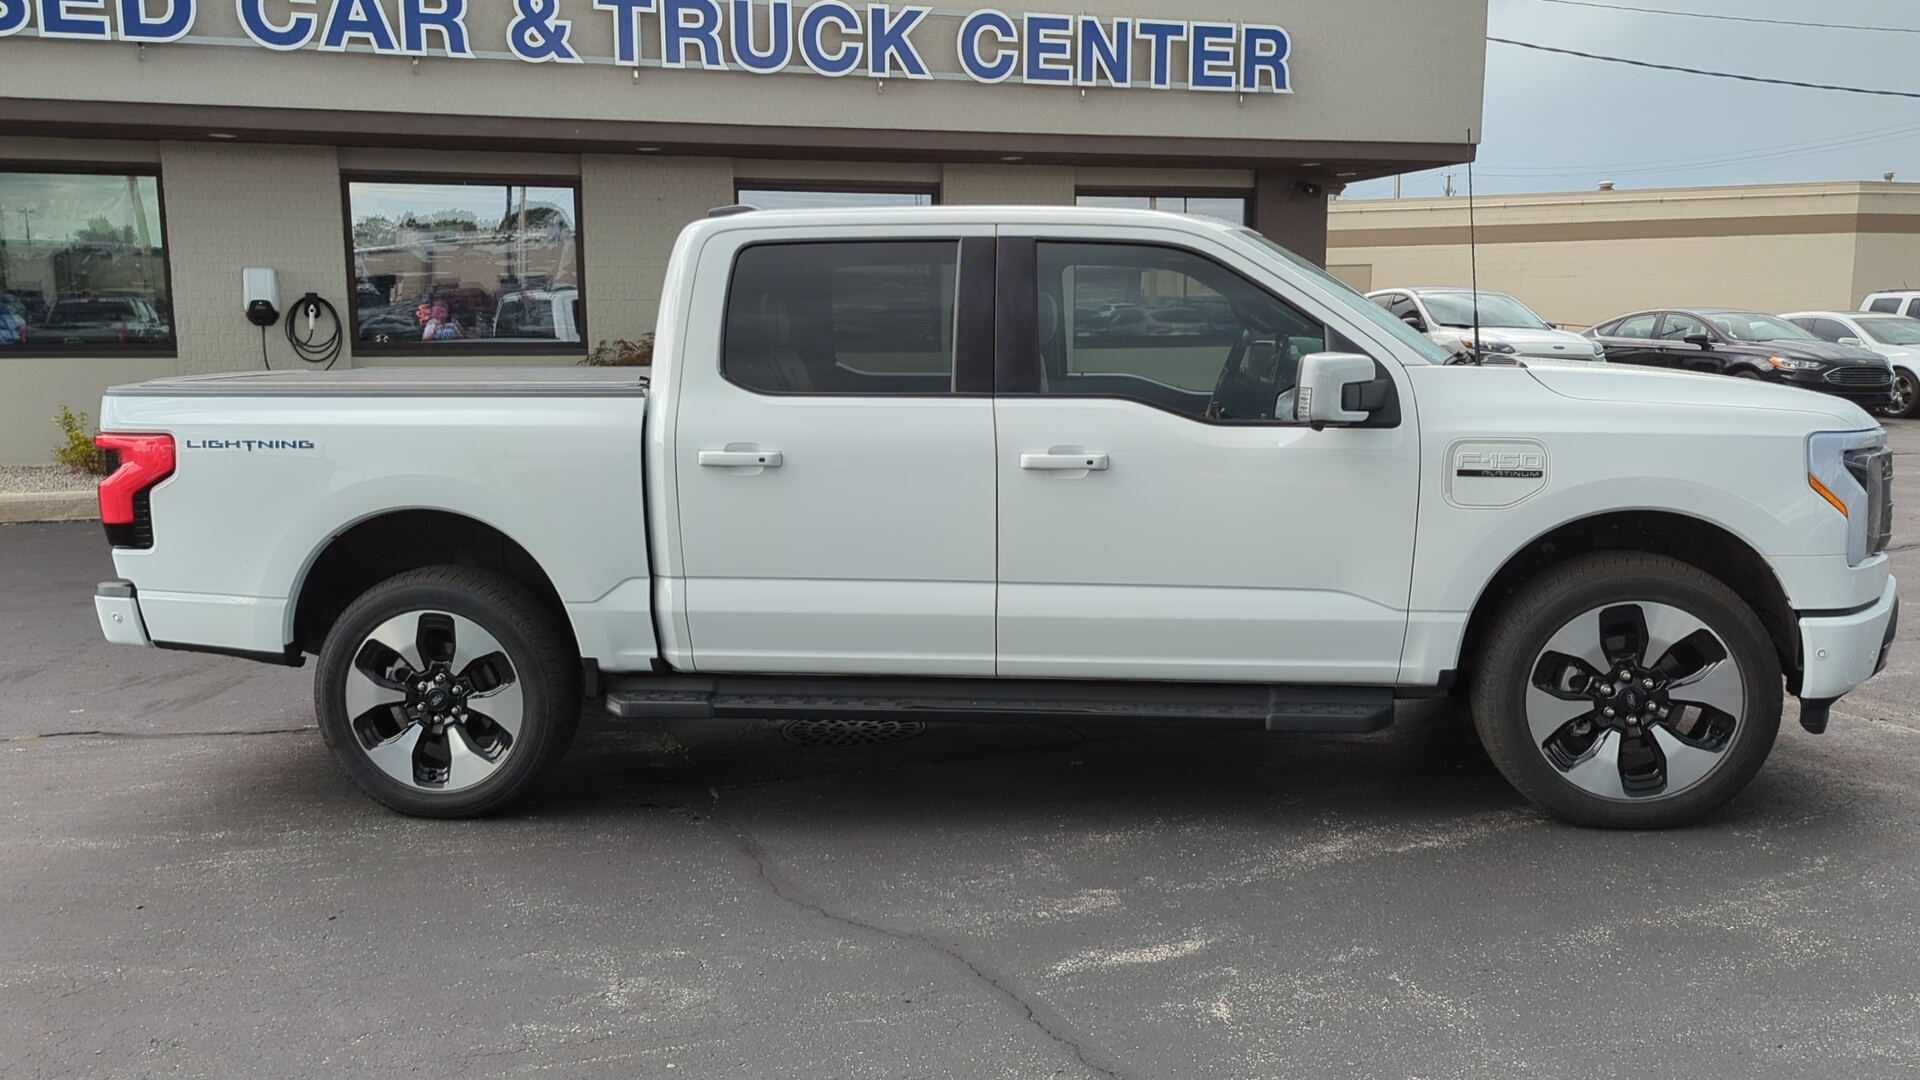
(492, 287, 581, 343)
(37, 297, 171, 345)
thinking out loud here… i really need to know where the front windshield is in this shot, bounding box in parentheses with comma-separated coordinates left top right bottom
(1706, 312, 1817, 342)
(1421, 292, 1551, 330)
(1236, 230, 1453, 364)
(1862, 318, 1920, 346)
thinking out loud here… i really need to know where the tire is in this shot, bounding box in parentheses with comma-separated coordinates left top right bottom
(315, 566, 580, 818)
(1731, 369, 1763, 381)
(1470, 552, 1781, 829)
(1883, 368, 1919, 420)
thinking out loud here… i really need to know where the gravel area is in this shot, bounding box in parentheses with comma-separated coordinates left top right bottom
(0, 464, 101, 494)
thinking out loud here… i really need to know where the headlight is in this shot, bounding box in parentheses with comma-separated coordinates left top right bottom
(1770, 356, 1825, 372)
(1809, 430, 1893, 565)
(1463, 338, 1516, 354)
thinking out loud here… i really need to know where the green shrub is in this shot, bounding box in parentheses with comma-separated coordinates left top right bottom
(579, 335, 654, 367)
(53, 406, 111, 476)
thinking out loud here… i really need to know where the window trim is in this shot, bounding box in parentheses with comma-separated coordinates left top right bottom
(1074, 188, 1254, 228)
(0, 160, 178, 359)
(340, 171, 589, 359)
(733, 179, 943, 209)
(718, 237, 992, 400)
(1006, 237, 1371, 428)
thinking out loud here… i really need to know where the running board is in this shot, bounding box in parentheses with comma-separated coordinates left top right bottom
(603, 676, 1394, 734)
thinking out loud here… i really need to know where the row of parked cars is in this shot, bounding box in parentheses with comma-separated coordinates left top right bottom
(1365, 286, 1920, 417)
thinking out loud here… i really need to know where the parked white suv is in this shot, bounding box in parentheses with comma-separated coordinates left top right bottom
(1861, 290, 1920, 320)
(1367, 287, 1606, 362)
(88, 207, 1896, 828)
(1783, 310, 1920, 418)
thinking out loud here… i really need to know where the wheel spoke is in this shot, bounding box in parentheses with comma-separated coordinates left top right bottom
(345, 663, 407, 722)
(1541, 609, 1612, 673)
(1560, 729, 1628, 799)
(446, 727, 503, 789)
(364, 612, 425, 672)
(364, 724, 424, 787)
(1639, 603, 1712, 671)
(469, 679, 525, 738)
(449, 614, 509, 676)
(1668, 658, 1745, 718)
(1651, 725, 1726, 793)
(1526, 682, 1595, 745)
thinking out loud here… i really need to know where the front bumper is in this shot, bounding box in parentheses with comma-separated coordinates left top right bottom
(1799, 576, 1898, 701)
(1777, 369, 1893, 407)
(95, 580, 153, 648)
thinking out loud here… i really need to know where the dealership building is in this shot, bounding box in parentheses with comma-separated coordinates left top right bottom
(0, 0, 1488, 462)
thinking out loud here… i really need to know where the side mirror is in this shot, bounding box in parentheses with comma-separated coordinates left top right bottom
(1839, 336, 1865, 347)
(1400, 314, 1427, 333)
(1296, 353, 1388, 429)
(1684, 333, 1714, 348)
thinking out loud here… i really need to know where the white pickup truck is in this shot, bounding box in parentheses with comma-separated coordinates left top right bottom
(90, 207, 1897, 828)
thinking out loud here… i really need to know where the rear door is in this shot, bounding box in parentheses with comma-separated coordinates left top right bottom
(1595, 312, 1664, 367)
(671, 229, 1000, 675)
(1651, 312, 1722, 372)
(991, 229, 1420, 683)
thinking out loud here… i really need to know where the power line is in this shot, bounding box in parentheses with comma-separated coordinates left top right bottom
(1520, 0, 1920, 35)
(1487, 38, 1920, 99)
(1472, 122, 1920, 177)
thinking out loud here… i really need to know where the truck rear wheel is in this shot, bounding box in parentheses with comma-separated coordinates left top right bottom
(1470, 552, 1781, 829)
(315, 566, 580, 818)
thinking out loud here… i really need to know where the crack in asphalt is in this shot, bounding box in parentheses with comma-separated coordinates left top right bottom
(702, 796, 1128, 1080)
(8, 726, 316, 742)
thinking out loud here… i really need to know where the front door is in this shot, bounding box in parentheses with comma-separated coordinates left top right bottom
(993, 234, 1421, 683)
(672, 233, 999, 676)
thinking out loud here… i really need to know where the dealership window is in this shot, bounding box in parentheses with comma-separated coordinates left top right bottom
(723, 241, 958, 395)
(0, 169, 172, 352)
(346, 178, 582, 350)
(736, 187, 937, 210)
(1076, 194, 1249, 226)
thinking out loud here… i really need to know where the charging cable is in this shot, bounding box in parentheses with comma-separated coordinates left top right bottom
(284, 292, 344, 370)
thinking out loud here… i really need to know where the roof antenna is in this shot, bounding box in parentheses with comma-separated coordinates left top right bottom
(1467, 127, 1484, 365)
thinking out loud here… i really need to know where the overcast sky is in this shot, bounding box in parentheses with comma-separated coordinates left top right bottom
(1346, 0, 1920, 200)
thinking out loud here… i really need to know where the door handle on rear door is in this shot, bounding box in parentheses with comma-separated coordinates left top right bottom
(1020, 452, 1109, 472)
(699, 450, 784, 469)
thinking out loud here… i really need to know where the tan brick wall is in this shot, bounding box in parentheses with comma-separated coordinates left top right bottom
(581, 156, 735, 347)
(159, 142, 354, 375)
(942, 165, 1075, 207)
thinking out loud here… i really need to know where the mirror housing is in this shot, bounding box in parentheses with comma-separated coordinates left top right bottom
(1296, 353, 1386, 429)
(1684, 333, 1714, 348)
(1839, 336, 1865, 347)
(1400, 313, 1427, 333)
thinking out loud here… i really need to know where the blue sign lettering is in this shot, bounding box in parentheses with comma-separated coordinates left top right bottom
(37, 0, 112, 39)
(1240, 24, 1290, 93)
(118, 0, 193, 42)
(1076, 16, 1128, 87)
(237, 0, 316, 49)
(0, 0, 32, 34)
(1188, 21, 1235, 92)
(662, 0, 724, 68)
(956, 8, 1015, 84)
(1021, 12, 1069, 84)
(730, 0, 790, 73)
(595, 0, 654, 66)
(798, 0, 860, 77)
(321, 0, 399, 52)
(1135, 19, 1185, 90)
(507, 0, 578, 62)
(400, 0, 470, 57)
(866, 4, 927, 79)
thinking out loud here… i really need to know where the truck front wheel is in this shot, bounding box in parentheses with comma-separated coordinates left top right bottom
(315, 566, 580, 818)
(1471, 552, 1782, 828)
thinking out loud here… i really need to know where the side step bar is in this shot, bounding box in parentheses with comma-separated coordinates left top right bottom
(604, 676, 1394, 734)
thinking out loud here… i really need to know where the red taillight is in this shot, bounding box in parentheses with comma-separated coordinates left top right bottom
(94, 433, 175, 526)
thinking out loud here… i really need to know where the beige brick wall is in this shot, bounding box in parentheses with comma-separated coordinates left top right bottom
(159, 142, 354, 376)
(580, 156, 734, 346)
(942, 165, 1075, 207)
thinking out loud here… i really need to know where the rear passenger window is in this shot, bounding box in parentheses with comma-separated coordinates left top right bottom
(1615, 314, 1658, 338)
(724, 241, 959, 395)
(1869, 298, 1901, 314)
(1908, 300, 1920, 319)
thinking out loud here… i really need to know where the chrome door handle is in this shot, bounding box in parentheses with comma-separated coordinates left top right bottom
(1020, 453, 1109, 472)
(699, 450, 784, 469)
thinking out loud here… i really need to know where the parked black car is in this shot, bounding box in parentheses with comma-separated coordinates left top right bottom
(1584, 308, 1893, 407)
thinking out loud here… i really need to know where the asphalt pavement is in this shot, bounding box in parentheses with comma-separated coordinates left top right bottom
(4, 423, 1920, 1079)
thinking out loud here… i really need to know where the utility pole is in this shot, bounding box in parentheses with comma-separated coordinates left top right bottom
(1443, 173, 1456, 198)
(13, 208, 34, 252)
(1394, 174, 1401, 199)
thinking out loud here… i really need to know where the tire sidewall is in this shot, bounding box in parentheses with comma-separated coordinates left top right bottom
(1473, 556, 1782, 828)
(316, 571, 570, 818)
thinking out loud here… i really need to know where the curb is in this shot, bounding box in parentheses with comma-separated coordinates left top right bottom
(0, 491, 98, 524)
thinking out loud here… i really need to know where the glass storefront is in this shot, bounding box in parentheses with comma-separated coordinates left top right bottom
(0, 170, 172, 352)
(1076, 193, 1249, 226)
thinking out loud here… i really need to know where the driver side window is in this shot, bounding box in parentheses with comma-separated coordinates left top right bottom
(1035, 242, 1329, 423)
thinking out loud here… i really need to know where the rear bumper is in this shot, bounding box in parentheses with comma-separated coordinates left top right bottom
(1799, 577, 1899, 701)
(95, 580, 153, 648)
